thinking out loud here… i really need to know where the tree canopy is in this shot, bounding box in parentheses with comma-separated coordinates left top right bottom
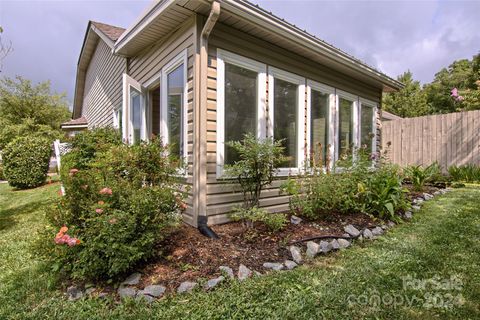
(383, 53, 480, 117)
(0, 76, 71, 149)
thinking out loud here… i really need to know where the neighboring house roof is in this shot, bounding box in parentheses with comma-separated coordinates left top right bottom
(61, 116, 89, 129)
(382, 111, 403, 121)
(73, 21, 126, 118)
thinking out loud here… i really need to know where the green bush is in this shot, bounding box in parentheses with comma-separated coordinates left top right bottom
(225, 133, 286, 230)
(2, 136, 52, 189)
(37, 136, 184, 280)
(404, 162, 442, 191)
(448, 164, 480, 182)
(230, 207, 288, 232)
(282, 147, 408, 221)
(0, 162, 4, 180)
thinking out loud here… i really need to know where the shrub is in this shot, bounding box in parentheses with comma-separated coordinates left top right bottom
(448, 164, 480, 182)
(37, 136, 184, 280)
(225, 134, 286, 231)
(282, 146, 408, 221)
(404, 162, 442, 191)
(3, 136, 52, 189)
(230, 207, 287, 232)
(0, 162, 4, 180)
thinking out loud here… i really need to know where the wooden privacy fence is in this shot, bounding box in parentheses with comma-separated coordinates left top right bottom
(381, 110, 480, 170)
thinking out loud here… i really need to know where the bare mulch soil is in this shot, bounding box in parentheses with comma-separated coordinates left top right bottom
(137, 211, 378, 293)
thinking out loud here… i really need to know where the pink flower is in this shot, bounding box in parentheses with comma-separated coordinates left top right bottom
(55, 234, 70, 245)
(451, 88, 459, 98)
(95, 208, 104, 214)
(69, 168, 79, 177)
(98, 201, 105, 205)
(456, 95, 464, 102)
(67, 237, 80, 247)
(99, 187, 113, 195)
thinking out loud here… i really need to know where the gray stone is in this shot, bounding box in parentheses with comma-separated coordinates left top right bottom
(413, 198, 424, 205)
(306, 241, 320, 258)
(387, 221, 396, 228)
(344, 224, 361, 237)
(85, 287, 96, 296)
(143, 285, 166, 297)
(319, 240, 331, 254)
(372, 227, 384, 236)
(237, 264, 252, 281)
(289, 245, 303, 264)
(219, 266, 234, 279)
(412, 205, 421, 211)
(284, 260, 298, 270)
(290, 215, 302, 225)
(67, 286, 83, 301)
(205, 276, 224, 290)
(363, 228, 374, 239)
(263, 262, 284, 271)
(423, 193, 434, 200)
(337, 238, 351, 249)
(342, 233, 351, 238)
(433, 191, 441, 196)
(136, 291, 155, 303)
(177, 281, 197, 293)
(118, 287, 137, 299)
(122, 272, 141, 286)
(404, 211, 413, 219)
(329, 239, 340, 250)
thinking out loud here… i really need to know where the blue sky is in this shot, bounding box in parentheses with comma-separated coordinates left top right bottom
(1, 0, 479, 107)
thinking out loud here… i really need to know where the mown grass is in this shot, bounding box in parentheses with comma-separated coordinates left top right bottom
(0, 183, 479, 319)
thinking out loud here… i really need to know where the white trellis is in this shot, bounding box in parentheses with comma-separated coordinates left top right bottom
(53, 139, 72, 195)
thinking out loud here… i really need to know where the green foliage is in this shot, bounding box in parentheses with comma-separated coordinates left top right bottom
(0, 76, 70, 129)
(404, 162, 442, 191)
(383, 71, 430, 118)
(2, 136, 51, 189)
(225, 134, 285, 209)
(0, 118, 61, 149)
(0, 161, 4, 180)
(448, 164, 480, 182)
(383, 53, 480, 118)
(282, 147, 408, 221)
(37, 136, 183, 280)
(230, 206, 287, 232)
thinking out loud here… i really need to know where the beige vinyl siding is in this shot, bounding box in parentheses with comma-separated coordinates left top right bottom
(204, 22, 382, 224)
(128, 17, 196, 225)
(82, 40, 126, 128)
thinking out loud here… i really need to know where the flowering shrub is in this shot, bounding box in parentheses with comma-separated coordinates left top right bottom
(37, 129, 184, 280)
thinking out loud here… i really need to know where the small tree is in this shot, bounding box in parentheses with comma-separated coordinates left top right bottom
(225, 133, 285, 209)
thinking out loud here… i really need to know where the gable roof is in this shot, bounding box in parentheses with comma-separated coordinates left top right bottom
(61, 116, 88, 129)
(72, 21, 126, 118)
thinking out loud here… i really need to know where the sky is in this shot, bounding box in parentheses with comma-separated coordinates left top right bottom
(1, 0, 479, 108)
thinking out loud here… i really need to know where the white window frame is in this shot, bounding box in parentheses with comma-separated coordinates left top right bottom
(335, 90, 359, 162)
(268, 66, 306, 175)
(113, 105, 122, 129)
(359, 97, 378, 156)
(122, 73, 147, 145)
(161, 49, 188, 164)
(216, 49, 267, 178)
(306, 80, 335, 171)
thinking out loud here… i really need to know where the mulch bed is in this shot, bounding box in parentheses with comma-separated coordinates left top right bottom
(137, 211, 378, 293)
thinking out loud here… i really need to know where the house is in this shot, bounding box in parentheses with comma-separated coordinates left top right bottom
(70, 0, 403, 229)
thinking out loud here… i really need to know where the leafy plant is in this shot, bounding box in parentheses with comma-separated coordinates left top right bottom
(225, 133, 285, 209)
(2, 136, 52, 189)
(230, 206, 287, 232)
(448, 164, 480, 182)
(37, 135, 183, 280)
(404, 162, 442, 191)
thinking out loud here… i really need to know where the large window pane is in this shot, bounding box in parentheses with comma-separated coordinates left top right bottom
(310, 90, 329, 165)
(338, 97, 354, 157)
(167, 64, 184, 157)
(361, 105, 374, 153)
(131, 90, 141, 145)
(224, 63, 257, 164)
(274, 78, 298, 167)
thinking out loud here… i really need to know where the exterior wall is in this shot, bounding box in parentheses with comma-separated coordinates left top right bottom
(82, 40, 126, 128)
(204, 22, 383, 224)
(127, 17, 196, 225)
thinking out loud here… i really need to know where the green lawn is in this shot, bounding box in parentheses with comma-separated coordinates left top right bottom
(1, 182, 479, 319)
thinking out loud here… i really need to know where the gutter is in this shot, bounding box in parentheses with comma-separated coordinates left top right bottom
(196, 1, 221, 239)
